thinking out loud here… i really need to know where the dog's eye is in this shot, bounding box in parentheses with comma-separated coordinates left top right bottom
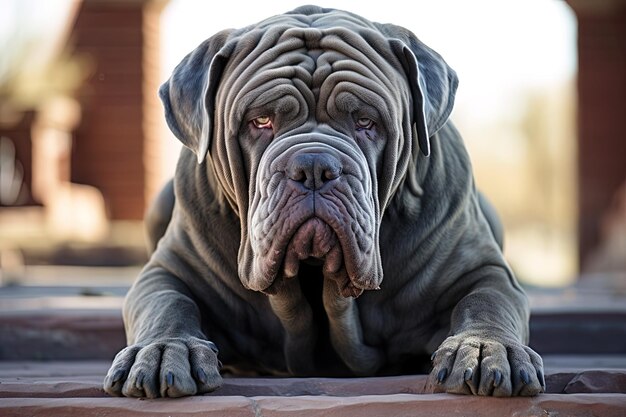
(252, 116, 273, 129)
(356, 117, 374, 130)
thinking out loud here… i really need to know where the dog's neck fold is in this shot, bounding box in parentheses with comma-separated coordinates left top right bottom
(268, 274, 384, 376)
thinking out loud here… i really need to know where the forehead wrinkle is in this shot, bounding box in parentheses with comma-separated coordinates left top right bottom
(319, 29, 399, 88)
(254, 9, 377, 32)
(226, 55, 315, 124)
(310, 35, 404, 126)
(221, 32, 312, 124)
(222, 18, 405, 132)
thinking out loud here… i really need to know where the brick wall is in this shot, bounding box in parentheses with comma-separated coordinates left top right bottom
(69, 0, 167, 220)
(567, 0, 626, 268)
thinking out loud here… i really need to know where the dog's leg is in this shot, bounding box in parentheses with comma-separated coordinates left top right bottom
(104, 268, 222, 398)
(323, 278, 384, 376)
(268, 277, 317, 375)
(477, 191, 504, 249)
(427, 267, 545, 396)
(144, 179, 175, 254)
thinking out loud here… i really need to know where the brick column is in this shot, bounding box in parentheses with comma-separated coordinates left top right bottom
(70, 0, 169, 220)
(566, 0, 626, 270)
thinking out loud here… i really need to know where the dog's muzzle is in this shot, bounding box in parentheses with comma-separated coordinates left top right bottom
(244, 135, 382, 297)
(281, 151, 344, 279)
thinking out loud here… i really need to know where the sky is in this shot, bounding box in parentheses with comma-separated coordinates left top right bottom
(0, 0, 75, 84)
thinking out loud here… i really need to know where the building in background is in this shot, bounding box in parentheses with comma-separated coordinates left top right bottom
(0, 0, 624, 285)
(0, 0, 169, 266)
(566, 0, 626, 274)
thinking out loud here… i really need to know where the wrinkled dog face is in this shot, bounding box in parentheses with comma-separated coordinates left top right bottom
(159, 7, 457, 297)
(226, 24, 413, 297)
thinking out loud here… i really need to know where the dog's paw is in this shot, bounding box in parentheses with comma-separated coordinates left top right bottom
(103, 337, 222, 398)
(427, 333, 544, 396)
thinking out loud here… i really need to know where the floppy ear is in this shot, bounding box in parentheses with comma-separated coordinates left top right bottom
(159, 30, 233, 163)
(388, 28, 458, 156)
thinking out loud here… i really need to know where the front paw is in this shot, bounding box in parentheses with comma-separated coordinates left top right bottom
(428, 333, 544, 396)
(103, 337, 222, 398)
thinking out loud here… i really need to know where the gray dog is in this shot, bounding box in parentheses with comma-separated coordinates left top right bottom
(104, 5, 544, 398)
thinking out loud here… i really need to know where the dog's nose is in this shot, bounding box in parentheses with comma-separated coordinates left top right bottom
(287, 153, 342, 190)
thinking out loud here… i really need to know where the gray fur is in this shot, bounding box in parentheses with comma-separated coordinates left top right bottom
(104, 5, 544, 398)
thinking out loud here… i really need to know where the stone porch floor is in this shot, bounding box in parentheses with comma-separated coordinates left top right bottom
(1, 360, 625, 416)
(0, 267, 625, 416)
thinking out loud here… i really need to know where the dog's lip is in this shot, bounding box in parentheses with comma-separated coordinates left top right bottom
(252, 218, 381, 297)
(274, 217, 374, 298)
(279, 217, 339, 279)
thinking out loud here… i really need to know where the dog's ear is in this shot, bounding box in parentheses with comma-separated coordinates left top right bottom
(387, 27, 458, 156)
(159, 30, 233, 163)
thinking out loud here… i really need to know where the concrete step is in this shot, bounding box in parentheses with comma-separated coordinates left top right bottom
(2, 393, 625, 417)
(1, 300, 626, 360)
(0, 361, 625, 417)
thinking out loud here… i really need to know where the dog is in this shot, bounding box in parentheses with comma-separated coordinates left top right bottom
(104, 5, 544, 398)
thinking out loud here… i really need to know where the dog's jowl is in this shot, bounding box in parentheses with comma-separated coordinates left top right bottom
(104, 5, 544, 398)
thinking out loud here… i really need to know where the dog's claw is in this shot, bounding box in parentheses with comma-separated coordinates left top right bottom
(207, 341, 219, 354)
(464, 368, 473, 381)
(537, 369, 546, 389)
(110, 369, 124, 386)
(430, 351, 437, 361)
(437, 368, 448, 384)
(196, 368, 207, 384)
(135, 372, 144, 388)
(493, 369, 502, 387)
(520, 369, 530, 385)
(166, 371, 174, 387)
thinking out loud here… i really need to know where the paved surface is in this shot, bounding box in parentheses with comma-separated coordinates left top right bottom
(0, 267, 625, 415)
(0, 361, 625, 416)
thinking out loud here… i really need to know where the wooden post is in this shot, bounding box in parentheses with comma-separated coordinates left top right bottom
(565, 0, 626, 271)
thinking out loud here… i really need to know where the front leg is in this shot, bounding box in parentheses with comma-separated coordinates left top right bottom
(428, 268, 545, 396)
(103, 267, 222, 398)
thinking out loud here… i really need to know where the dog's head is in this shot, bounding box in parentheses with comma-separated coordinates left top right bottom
(160, 6, 457, 296)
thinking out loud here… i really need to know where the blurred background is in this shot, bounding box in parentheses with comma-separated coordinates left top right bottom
(0, 0, 624, 291)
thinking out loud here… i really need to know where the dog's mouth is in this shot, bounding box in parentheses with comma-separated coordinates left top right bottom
(256, 215, 378, 298)
(280, 218, 363, 297)
(282, 218, 338, 277)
